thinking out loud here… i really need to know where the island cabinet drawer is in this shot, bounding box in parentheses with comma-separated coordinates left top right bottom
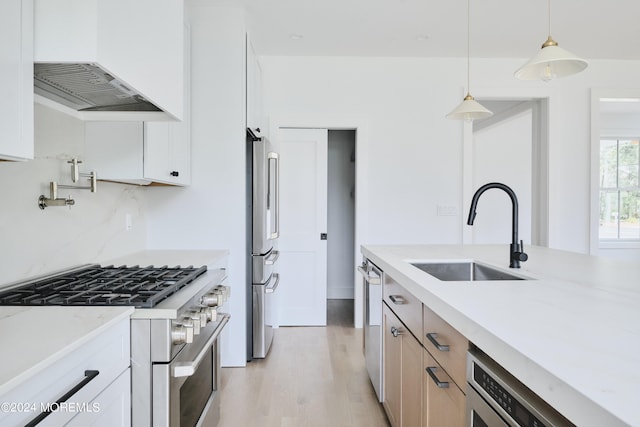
(383, 274, 422, 340)
(422, 305, 468, 388)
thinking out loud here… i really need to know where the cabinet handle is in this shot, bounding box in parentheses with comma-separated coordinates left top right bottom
(426, 367, 449, 388)
(25, 370, 100, 426)
(389, 295, 406, 305)
(390, 326, 401, 337)
(170, 171, 180, 177)
(426, 332, 450, 352)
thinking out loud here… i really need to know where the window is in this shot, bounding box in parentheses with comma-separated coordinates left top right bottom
(599, 138, 640, 241)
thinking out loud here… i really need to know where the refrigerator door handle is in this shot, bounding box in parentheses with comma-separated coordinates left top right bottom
(265, 273, 280, 294)
(267, 152, 279, 239)
(265, 250, 280, 265)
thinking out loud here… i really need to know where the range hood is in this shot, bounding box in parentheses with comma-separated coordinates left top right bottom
(34, 0, 183, 121)
(34, 63, 161, 113)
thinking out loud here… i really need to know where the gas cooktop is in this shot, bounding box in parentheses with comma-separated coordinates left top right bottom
(0, 264, 207, 308)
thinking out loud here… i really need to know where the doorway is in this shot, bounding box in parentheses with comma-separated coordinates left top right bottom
(276, 128, 356, 326)
(463, 98, 549, 247)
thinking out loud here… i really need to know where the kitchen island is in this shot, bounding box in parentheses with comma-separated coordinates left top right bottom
(362, 244, 640, 427)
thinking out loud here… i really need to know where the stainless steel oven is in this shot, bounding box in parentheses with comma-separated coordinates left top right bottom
(466, 350, 574, 427)
(153, 314, 230, 427)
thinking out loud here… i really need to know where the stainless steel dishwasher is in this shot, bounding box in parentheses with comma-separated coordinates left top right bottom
(358, 257, 383, 402)
(467, 349, 575, 427)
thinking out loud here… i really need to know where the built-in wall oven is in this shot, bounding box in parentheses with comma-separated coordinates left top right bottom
(358, 257, 383, 402)
(467, 349, 575, 427)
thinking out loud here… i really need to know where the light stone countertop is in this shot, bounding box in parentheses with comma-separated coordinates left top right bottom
(0, 306, 133, 397)
(361, 244, 640, 427)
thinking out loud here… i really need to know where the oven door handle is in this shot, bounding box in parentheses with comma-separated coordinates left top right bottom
(172, 314, 230, 378)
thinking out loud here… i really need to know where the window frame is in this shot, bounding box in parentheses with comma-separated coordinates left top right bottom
(590, 88, 640, 253)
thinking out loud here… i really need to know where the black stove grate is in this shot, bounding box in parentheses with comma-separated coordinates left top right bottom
(0, 264, 208, 308)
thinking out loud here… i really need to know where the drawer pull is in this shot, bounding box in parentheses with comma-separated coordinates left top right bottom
(426, 332, 450, 352)
(389, 295, 406, 305)
(426, 367, 449, 388)
(25, 370, 100, 426)
(390, 326, 401, 337)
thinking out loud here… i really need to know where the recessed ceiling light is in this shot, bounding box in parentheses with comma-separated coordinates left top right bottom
(289, 34, 304, 40)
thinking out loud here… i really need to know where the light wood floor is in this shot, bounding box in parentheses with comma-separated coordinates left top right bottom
(217, 300, 390, 427)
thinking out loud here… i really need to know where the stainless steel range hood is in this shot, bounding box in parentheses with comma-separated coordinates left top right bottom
(34, 63, 161, 113)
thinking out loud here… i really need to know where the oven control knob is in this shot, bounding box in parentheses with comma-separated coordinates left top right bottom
(216, 285, 230, 301)
(201, 292, 221, 307)
(181, 316, 200, 336)
(171, 323, 194, 345)
(199, 306, 217, 323)
(186, 311, 202, 334)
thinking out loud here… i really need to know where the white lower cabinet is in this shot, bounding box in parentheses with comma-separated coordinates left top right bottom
(66, 368, 131, 427)
(0, 318, 131, 427)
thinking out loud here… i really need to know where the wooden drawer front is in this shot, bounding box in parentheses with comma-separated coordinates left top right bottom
(1, 318, 130, 427)
(423, 349, 465, 427)
(383, 274, 422, 340)
(422, 305, 468, 388)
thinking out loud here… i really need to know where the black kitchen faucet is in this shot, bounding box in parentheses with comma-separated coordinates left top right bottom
(467, 182, 528, 268)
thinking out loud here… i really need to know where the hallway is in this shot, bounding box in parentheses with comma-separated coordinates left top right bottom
(217, 300, 389, 426)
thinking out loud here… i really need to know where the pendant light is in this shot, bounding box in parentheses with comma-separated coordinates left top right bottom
(446, 0, 493, 121)
(515, 0, 587, 81)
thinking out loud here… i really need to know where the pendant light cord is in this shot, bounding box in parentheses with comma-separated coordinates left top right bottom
(548, 0, 551, 37)
(466, 0, 470, 94)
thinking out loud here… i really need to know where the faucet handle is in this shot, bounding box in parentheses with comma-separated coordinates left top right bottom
(515, 240, 528, 262)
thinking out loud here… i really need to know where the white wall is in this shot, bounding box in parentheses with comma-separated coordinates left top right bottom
(0, 104, 147, 287)
(260, 56, 640, 262)
(145, 4, 248, 367)
(327, 130, 355, 299)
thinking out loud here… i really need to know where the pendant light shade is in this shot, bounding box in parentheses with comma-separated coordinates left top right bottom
(446, 0, 492, 122)
(446, 93, 493, 121)
(515, 0, 587, 81)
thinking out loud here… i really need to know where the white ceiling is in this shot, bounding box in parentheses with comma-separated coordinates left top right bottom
(203, 0, 640, 59)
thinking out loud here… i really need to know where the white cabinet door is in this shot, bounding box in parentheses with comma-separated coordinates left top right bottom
(277, 128, 328, 326)
(66, 369, 131, 427)
(0, 0, 33, 161)
(144, 23, 192, 186)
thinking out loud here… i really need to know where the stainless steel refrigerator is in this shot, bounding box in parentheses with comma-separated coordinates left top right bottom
(247, 128, 280, 359)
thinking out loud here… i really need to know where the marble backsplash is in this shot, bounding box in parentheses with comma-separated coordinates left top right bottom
(0, 104, 147, 287)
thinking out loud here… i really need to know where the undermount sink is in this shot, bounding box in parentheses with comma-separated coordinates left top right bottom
(410, 261, 527, 281)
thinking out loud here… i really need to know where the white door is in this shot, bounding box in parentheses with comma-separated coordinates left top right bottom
(471, 109, 533, 245)
(277, 128, 328, 326)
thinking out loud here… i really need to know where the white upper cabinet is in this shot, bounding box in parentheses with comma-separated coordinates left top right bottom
(84, 23, 191, 186)
(0, 0, 34, 161)
(34, 0, 183, 121)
